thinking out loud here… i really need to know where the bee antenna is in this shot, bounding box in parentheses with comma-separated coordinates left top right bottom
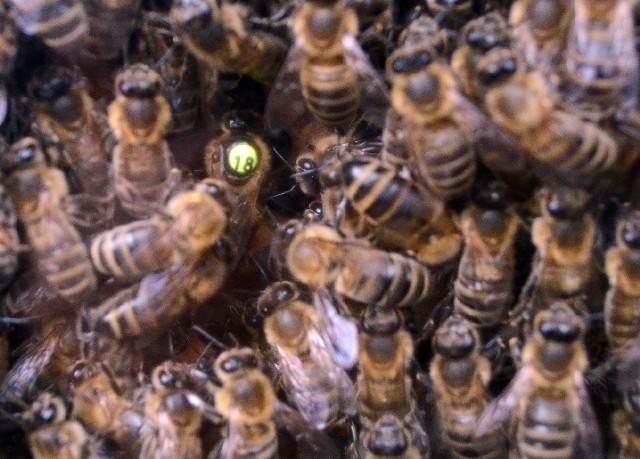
(271, 146, 293, 170)
(0, 315, 43, 324)
(191, 325, 228, 350)
(227, 332, 239, 347)
(247, 252, 269, 285)
(266, 183, 298, 200)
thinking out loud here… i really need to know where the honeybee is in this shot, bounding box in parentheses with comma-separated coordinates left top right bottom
(204, 110, 271, 250)
(88, 237, 234, 346)
(451, 12, 511, 101)
(6, 0, 87, 53)
(424, 0, 473, 30)
(265, 0, 389, 138)
(23, 393, 93, 459)
(430, 314, 507, 458)
(286, 223, 432, 311)
(354, 413, 426, 459)
(29, 65, 115, 233)
(562, 0, 639, 121)
(520, 187, 596, 317)
(613, 338, 640, 458)
(454, 182, 519, 329)
(258, 280, 356, 429)
(170, 0, 288, 86)
(509, 0, 573, 82)
(357, 307, 415, 424)
(604, 211, 640, 355)
(107, 63, 180, 219)
(2, 138, 97, 305)
(209, 347, 278, 458)
(484, 70, 618, 187)
(0, 182, 19, 290)
(82, 0, 142, 62)
(333, 155, 462, 266)
(476, 302, 603, 459)
(90, 178, 227, 280)
(0, 8, 17, 124)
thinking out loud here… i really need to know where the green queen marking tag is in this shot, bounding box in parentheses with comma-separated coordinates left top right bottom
(225, 141, 260, 178)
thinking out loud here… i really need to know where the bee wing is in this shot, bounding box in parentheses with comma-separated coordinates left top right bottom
(312, 289, 358, 369)
(265, 45, 314, 135)
(343, 34, 389, 129)
(475, 364, 534, 437)
(449, 91, 528, 175)
(0, 83, 7, 125)
(274, 401, 343, 457)
(573, 372, 604, 459)
(307, 327, 357, 416)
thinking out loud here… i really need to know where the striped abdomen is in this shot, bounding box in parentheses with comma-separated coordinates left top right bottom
(337, 248, 430, 309)
(454, 247, 514, 327)
(605, 287, 640, 353)
(27, 208, 96, 303)
(300, 57, 360, 129)
(531, 113, 617, 187)
(113, 141, 173, 217)
(83, 0, 139, 60)
(517, 392, 575, 459)
(10, 0, 88, 49)
(343, 157, 442, 235)
(90, 219, 173, 279)
(414, 123, 475, 201)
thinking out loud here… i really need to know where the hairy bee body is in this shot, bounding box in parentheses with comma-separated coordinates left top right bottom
(356, 413, 425, 459)
(8, 0, 88, 50)
(454, 194, 518, 328)
(0, 184, 19, 290)
(83, 0, 141, 61)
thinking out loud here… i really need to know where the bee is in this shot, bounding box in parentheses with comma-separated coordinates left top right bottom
(390, 62, 476, 201)
(476, 302, 603, 459)
(604, 211, 640, 355)
(451, 12, 511, 102)
(82, 0, 142, 62)
(484, 70, 618, 187)
(286, 223, 432, 311)
(332, 155, 462, 266)
(454, 182, 519, 329)
(88, 237, 234, 346)
(430, 314, 507, 458)
(210, 347, 278, 459)
(107, 63, 180, 219)
(204, 110, 271, 250)
(169, 0, 288, 86)
(265, 0, 389, 139)
(90, 178, 227, 280)
(356, 307, 429, 454)
(509, 0, 573, 82)
(612, 338, 640, 458)
(520, 187, 596, 317)
(258, 280, 356, 429)
(0, 8, 17, 124)
(29, 65, 115, 233)
(6, 0, 88, 53)
(2, 138, 97, 305)
(562, 0, 639, 121)
(354, 413, 425, 459)
(0, 182, 19, 290)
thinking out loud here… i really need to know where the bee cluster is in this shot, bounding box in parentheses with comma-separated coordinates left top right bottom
(2, 0, 640, 457)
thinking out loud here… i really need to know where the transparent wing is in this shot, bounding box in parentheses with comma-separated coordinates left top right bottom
(573, 371, 604, 459)
(312, 288, 358, 369)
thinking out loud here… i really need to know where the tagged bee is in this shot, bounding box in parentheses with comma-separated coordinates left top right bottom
(430, 314, 507, 458)
(286, 223, 432, 312)
(562, 0, 639, 121)
(170, 0, 288, 86)
(509, 0, 573, 82)
(90, 178, 227, 280)
(2, 138, 97, 306)
(108, 63, 181, 219)
(357, 308, 423, 430)
(454, 182, 519, 329)
(258, 281, 357, 429)
(29, 65, 115, 233)
(605, 211, 640, 355)
(265, 0, 389, 139)
(476, 302, 603, 459)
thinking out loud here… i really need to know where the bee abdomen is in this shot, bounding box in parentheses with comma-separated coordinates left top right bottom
(422, 141, 476, 201)
(90, 220, 171, 278)
(83, 0, 138, 60)
(41, 241, 96, 303)
(301, 61, 360, 128)
(519, 395, 575, 459)
(605, 289, 640, 352)
(443, 403, 501, 458)
(11, 0, 88, 49)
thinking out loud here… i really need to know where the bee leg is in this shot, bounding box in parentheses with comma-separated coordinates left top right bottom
(614, 108, 640, 142)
